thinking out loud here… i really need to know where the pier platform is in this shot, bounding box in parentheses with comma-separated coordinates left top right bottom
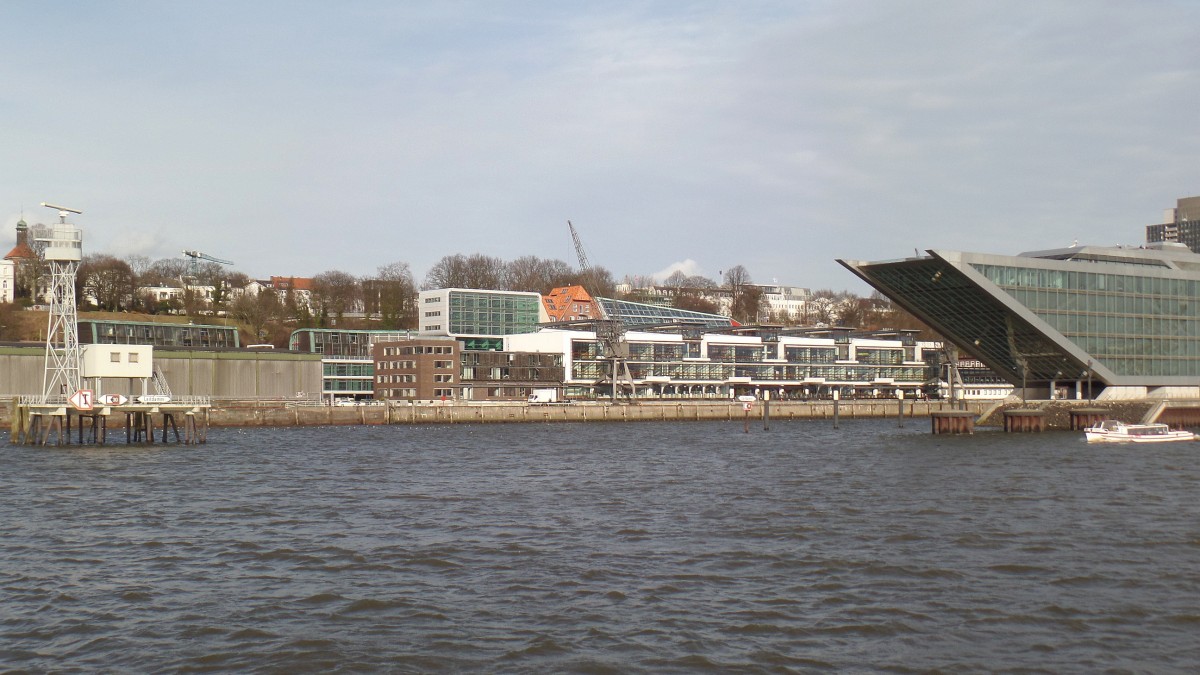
(9, 397, 210, 446)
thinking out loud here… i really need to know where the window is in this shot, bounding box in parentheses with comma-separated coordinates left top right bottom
(110, 352, 121, 362)
(129, 353, 139, 363)
(434, 360, 453, 368)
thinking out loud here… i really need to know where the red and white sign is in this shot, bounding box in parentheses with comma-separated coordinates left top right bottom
(99, 394, 129, 406)
(69, 389, 94, 411)
(743, 402, 753, 412)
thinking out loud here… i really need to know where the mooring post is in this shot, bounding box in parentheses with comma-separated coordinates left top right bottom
(833, 390, 840, 429)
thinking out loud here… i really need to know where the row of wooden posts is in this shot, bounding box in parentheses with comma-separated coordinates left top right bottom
(747, 398, 1103, 435)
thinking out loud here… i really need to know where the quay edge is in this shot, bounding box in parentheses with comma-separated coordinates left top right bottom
(0, 398, 1077, 431)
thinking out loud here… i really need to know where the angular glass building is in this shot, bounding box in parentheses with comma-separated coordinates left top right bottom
(840, 243, 1200, 397)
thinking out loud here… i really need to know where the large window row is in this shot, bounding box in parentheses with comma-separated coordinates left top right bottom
(449, 294, 539, 310)
(784, 346, 837, 363)
(855, 348, 904, 365)
(973, 264, 1200, 297)
(572, 361, 925, 383)
(324, 363, 374, 377)
(325, 379, 373, 391)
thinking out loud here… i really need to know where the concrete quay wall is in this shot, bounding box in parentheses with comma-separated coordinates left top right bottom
(199, 399, 994, 427)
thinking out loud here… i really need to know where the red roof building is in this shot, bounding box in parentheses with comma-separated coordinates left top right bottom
(542, 285, 601, 323)
(4, 219, 37, 261)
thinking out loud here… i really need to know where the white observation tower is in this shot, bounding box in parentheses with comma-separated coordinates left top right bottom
(37, 202, 84, 403)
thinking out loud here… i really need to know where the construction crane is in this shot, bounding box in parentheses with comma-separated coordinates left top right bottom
(568, 220, 593, 278)
(566, 220, 636, 403)
(182, 249, 233, 279)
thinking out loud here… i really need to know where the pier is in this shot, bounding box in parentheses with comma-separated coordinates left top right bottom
(9, 397, 210, 446)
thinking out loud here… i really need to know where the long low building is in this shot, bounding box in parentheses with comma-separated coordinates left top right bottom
(0, 343, 322, 401)
(504, 326, 934, 400)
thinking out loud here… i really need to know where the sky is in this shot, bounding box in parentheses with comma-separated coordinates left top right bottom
(3, 1, 1199, 292)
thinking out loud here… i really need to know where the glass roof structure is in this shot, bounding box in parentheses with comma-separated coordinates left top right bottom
(594, 297, 734, 328)
(839, 244, 1200, 390)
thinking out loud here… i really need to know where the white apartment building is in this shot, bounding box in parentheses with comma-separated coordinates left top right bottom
(0, 258, 13, 304)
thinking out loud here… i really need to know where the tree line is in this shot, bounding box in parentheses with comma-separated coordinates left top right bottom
(3, 249, 935, 345)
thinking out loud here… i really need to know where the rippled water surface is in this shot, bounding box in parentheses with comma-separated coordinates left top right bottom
(3, 419, 1200, 672)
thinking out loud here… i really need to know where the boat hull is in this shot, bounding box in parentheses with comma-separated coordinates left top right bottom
(1085, 431, 1195, 443)
(1084, 422, 1196, 443)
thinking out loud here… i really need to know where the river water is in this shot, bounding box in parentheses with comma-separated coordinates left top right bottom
(2, 419, 1199, 672)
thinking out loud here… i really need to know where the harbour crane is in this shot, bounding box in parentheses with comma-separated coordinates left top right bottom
(566, 220, 636, 403)
(182, 249, 233, 279)
(568, 220, 593, 280)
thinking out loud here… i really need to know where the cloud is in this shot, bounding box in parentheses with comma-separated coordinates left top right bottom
(3, 1, 1200, 292)
(651, 259, 705, 282)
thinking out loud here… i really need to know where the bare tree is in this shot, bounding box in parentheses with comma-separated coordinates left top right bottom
(423, 253, 507, 290)
(423, 254, 468, 290)
(723, 265, 764, 324)
(225, 271, 251, 289)
(809, 289, 842, 325)
(141, 257, 189, 286)
(623, 273, 657, 290)
(231, 288, 284, 342)
(505, 256, 576, 293)
(663, 270, 689, 288)
(311, 270, 361, 324)
(125, 254, 152, 278)
(180, 286, 208, 317)
(369, 261, 417, 329)
(583, 265, 617, 298)
(77, 254, 136, 311)
(675, 293, 720, 315)
(809, 289, 872, 327)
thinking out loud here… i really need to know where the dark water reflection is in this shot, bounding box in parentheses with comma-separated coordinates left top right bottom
(3, 420, 1199, 672)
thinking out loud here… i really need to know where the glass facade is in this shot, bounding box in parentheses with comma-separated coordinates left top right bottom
(447, 291, 541, 336)
(569, 336, 926, 396)
(80, 320, 240, 349)
(289, 329, 414, 358)
(971, 263, 1200, 378)
(289, 328, 416, 400)
(595, 297, 734, 328)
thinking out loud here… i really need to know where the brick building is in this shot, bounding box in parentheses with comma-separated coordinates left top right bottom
(373, 338, 460, 400)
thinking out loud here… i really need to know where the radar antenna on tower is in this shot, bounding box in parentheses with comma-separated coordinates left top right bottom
(36, 202, 84, 403)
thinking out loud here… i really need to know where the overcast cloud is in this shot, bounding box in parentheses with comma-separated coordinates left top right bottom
(3, 1, 1198, 291)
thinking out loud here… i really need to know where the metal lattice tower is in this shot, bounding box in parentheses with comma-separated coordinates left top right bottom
(36, 203, 84, 403)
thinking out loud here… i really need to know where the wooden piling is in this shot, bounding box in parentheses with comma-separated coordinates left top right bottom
(930, 410, 975, 434)
(1069, 407, 1108, 431)
(1003, 409, 1046, 433)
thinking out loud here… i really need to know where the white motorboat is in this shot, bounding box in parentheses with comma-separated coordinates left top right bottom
(1084, 420, 1196, 443)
